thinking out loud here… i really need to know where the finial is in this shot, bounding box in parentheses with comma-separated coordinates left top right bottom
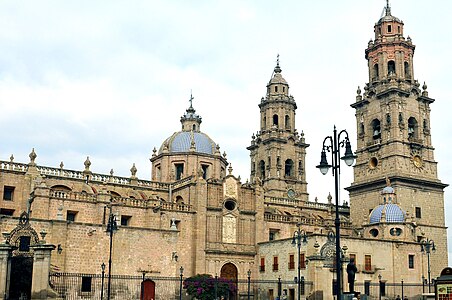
(274, 54, 282, 73)
(110, 169, 114, 176)
(29, 148, 37, 165)
(189, 90, 194, 108)
(130, 163, 137, 178)
(422, 82, 429, 97)
(385, 0, 391, 16)
(84, 156, 91, 171)
(228, 163, 233, 175)
(385, 176, 391, 186)
(9, 154, 14, 162)
(60, 161, 64, 169)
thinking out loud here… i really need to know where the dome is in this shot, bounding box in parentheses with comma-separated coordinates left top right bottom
(159, 131, 217, 155)
(369, 203, 405, 224)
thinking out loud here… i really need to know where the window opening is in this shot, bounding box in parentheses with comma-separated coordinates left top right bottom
(273, 114, 279, 127)
(81, 276, 92, 292)
(373, 64, 379, 80)
(19, 236, 31, 252)
(371, 119, 381, 140)
(408, 117, 418, 139)
(273, 256, 278, 271)
(285, 159, 294, 177)
(285, 115, 290, 129)
(260, 257, 265, 272)
(404, 62, 410, 78)
(0, 209, 14, 216)
(3, 186, 14, 201)
(387, 24, 392, 33)
(415, 207, 421, 218)
(259, 160, 265, 178)
(175, 163, 184, 180)
(408, 254, 415, 269)
(289, 254, 295, 270)
(201, 164, 209, 180)
(120, 215, 131, 226)
(67, 211, 77, 222)
(388, 60, 396, 75)
(364, 255, 372, 271)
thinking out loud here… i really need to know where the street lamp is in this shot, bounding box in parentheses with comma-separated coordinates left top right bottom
(106, 213, 118, 300)
(316, 126, 356, 300)
(179, 266, 184, 300)
(101, 263, 106, 300)
(247, 269, 251, 300)
(292, 223, 308, 300)
(421, 238, 436, 293)
(378, 274, 382, 300)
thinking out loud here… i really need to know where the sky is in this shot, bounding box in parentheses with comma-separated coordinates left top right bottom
(0, 1, 450, 263)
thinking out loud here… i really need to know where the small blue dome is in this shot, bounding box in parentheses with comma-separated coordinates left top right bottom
(369, 203, 405, 224)
(159, 131, 216, 155)
(382, 186, 395, 194)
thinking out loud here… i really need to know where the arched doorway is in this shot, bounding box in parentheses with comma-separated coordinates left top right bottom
(220, 263, 238, 300)
(8, 212, 39, 300)
(141, 279, 155, 300)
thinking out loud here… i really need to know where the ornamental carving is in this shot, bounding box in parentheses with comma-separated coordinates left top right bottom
(9, 212, 40, 257)
(224, 177, 237, 199)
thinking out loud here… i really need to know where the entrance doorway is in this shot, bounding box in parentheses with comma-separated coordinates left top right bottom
(141, 279, 155, 300)
(9, 256, 33, 299)
(220, 263, 238, 300)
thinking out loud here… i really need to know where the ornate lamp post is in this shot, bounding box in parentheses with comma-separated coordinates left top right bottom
(247, 269, 251, 300)
(292, 223, 308, 300)
(421, 239, 436, 293)
(316, 126, 356, 300)
(106, 213, 118, 300)
(100, 263, 106, 300)
(179, 266, 184, 300)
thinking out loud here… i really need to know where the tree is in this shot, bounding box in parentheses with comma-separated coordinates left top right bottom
(183, 274, 237, 300)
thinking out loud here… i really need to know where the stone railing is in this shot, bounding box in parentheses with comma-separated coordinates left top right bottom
(0, 161, 28, 172)
(264, 196, 349, 213)
(49, 190, 97, 202)
(161, 202, 191, 212)
(264, 213, 295, 223)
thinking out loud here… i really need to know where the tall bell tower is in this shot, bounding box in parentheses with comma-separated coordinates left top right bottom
(347, 2, 448, 276)
(248, 58, 309, 200)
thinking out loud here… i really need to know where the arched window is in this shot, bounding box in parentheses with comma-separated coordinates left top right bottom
(176, 195, 184, 204)
(388, 60, 396, 75)
(408, 117, 418, 139)
(259, 160, 265, 178)
(371, 119, 381, 140)
(273, 114, 279, 127)
(404, 62, 410, 79)
(360, 122, 365, 135)
(285, 115, 290, 129)
(192, 124, 196, 131)
(285, 159, 294, 177)
(373, 64, 379, 80)
(298, 160, 303, 175)
(275, 86, 278, 92)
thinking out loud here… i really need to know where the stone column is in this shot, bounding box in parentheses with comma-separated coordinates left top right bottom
(30, 243, 57, 299)
(0, 243, 13, 300)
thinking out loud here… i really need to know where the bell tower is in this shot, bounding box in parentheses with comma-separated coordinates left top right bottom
(247, 57, 309, 199)
(347, 2, 448, 276)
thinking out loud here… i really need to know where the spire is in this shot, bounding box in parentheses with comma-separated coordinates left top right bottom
(385, 0, 391, 16)
(274, 54, 282, 74)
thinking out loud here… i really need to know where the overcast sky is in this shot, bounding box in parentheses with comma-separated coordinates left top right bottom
(0, 1, 450, 263)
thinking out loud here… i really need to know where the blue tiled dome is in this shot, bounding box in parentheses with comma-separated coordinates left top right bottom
(382, 186, 395, 194)
(369, 203, 405, 224)
(159, 131, 216, 155)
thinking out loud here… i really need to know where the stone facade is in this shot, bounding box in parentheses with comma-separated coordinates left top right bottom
(0, 3, 448, 300)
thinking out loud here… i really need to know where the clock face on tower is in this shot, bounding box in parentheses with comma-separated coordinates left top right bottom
(287, 189, 295, 199)
(412, 155, 423, 168)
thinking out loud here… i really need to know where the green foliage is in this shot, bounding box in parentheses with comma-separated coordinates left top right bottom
(183, 274, 237, 300)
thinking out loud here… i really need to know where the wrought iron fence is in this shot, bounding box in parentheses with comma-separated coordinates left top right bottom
(49, 273, 425, 300)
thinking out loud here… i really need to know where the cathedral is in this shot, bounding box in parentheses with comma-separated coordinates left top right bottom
(0, 2, 448, 300)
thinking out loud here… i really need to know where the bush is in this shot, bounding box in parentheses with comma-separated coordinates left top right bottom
(183, 274, 237, 300)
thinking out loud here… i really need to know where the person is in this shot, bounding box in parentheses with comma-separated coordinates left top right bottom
(347, 257, 358, 292)
(396, 295, 401, 300)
